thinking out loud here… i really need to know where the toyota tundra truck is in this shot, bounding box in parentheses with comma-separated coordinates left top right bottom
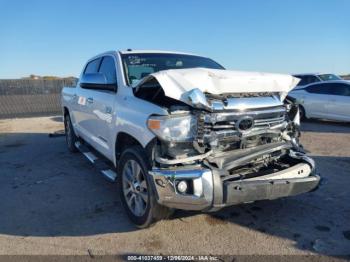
(61, 50, 320, 227)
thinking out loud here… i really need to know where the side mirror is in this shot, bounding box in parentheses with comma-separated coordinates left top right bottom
(80, 73, 117, 92)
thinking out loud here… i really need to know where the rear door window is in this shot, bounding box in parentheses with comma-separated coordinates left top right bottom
(84, 58, 101, 74)
(98, 56, 117, 84)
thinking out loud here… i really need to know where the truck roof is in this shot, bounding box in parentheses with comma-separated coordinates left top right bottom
(118, 49, 200, 56)
(86, 50, 203, 63)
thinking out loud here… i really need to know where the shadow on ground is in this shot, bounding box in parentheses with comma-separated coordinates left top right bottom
(300, 119, 350, 134)
(50, 116, 63, 123)
(0, 128, 349, 256)
(0, 132, 135, 236)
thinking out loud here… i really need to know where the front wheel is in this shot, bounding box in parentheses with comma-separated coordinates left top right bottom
(118, 146, 172, 228)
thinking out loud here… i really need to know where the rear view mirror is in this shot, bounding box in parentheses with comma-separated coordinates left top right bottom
(80, 73, 117, 92)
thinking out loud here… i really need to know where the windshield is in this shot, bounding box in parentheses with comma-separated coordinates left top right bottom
(318, 74, 341, 81)
(121, 53, 225, 86)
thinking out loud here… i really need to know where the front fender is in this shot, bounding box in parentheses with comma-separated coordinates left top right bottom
(111, 95, 169, 165)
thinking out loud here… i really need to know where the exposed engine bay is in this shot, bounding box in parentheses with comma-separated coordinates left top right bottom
(134, 68, 312, 185)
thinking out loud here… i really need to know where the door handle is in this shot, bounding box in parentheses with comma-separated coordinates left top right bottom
(72, 94, 78, 100)
(87, 97, 94, 104)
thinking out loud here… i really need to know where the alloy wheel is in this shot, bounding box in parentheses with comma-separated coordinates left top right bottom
(122, 159, 148, 217)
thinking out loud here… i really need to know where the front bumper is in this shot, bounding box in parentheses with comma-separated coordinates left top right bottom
(149, 151, 320, 211)
(149, 168, 214, 211)
(223, 174, 320, 206)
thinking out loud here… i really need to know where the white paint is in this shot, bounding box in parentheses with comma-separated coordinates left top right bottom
(145, 68, 300, 103)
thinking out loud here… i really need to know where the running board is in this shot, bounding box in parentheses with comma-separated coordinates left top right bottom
(75, 141, 117, 182)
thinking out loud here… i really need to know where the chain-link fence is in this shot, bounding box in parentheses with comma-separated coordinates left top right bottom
(0, 79, 77, 119)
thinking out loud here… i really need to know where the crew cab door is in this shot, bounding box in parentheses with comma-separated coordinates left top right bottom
(87, 55, 118, 159)
(73, 57, 102, 141)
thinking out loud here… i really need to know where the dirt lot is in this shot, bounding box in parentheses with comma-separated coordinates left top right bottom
(0, 116, 349, 257)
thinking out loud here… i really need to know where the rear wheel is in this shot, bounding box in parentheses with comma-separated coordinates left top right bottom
(64, 113, 78, 152)
(118, 146, 171, 228)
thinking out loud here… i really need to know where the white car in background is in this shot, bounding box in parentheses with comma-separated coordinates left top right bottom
(293, 73, 342, 88)
(289, 80, 350, 122)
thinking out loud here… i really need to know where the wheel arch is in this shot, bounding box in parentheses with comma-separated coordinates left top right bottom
(115, 132, 157, 167)
(63, 106, 69, 116)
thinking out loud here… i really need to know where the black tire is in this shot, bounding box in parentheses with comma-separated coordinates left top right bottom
(118, 146, 171, 228)
(299, 105, 307, 120)
(64, 113, 78, 152)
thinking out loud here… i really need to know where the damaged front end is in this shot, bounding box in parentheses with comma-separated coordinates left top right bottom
(135, 69, 320, 211)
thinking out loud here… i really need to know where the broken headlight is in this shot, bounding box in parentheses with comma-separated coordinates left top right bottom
(147, 115, 197, 142)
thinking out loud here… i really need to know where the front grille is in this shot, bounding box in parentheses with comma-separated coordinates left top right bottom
(254, 116, 285, 128)
(196, 106, 287, 146)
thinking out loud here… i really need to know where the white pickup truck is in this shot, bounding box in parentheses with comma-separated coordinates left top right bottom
(62, 50, 320, 227)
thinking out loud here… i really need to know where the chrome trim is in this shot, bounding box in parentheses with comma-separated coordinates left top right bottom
(101, 169, 117, 181)
(201, 120, 287, 144)
(149, 168, 213, 210)
(204, 107, 286, 122)
(198, 106, 287, 145)
(187, 88, 211, 110)
(155, 150, 213, 165)
(235, 116, 254, 132)
(221, 95, 283, 111)
(242, 122, 287, 136)
(83, 152, 98, 163)
(75, 141, 98, 163)
(210, 100, 225, 111)
(253, 116, 285, 127)
(289, 150, 316, 171)
(254, 116, 285, 123)
(150, 152, 317, 211)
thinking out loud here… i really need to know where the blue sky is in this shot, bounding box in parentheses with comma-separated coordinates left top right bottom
(0, 0, 349, 78)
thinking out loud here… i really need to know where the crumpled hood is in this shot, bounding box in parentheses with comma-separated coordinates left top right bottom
(142, 68, 299, 104)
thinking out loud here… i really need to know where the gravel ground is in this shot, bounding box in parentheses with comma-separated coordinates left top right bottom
(0, 116, 349, 258)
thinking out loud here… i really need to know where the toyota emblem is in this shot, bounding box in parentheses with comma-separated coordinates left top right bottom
(236, 116, 254, 132)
